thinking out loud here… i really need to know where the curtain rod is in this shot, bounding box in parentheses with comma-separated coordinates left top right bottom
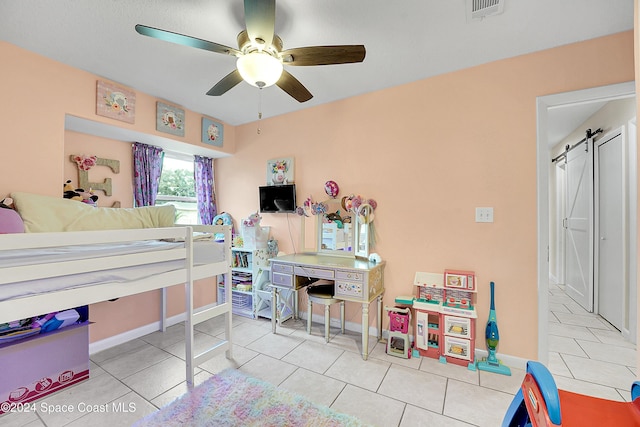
(551, 128, 603, 163)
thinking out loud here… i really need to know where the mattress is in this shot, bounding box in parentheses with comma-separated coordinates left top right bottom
(0, 239, 225, 302)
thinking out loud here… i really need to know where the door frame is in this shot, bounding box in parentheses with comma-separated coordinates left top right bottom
(554, 161, 566, 286)
(536, 81, 636, 363)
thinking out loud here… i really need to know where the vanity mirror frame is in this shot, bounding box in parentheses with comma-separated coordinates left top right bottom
(315, 215, 355, 258)
(301, 198, 370, 259)
(353, 209, 370, 259)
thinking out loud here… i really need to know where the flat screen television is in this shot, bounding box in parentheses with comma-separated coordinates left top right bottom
(259, 184, 297, 213)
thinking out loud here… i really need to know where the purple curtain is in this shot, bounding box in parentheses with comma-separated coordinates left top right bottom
(194, 155, 217, 225)
(132, 142, 164, 207)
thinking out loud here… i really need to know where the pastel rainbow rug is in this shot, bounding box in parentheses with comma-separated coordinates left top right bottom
(132, 368, 370, 427)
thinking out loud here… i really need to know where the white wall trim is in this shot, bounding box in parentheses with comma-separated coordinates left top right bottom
(89, 309, 197, 355)
(92, 308, 529, 371)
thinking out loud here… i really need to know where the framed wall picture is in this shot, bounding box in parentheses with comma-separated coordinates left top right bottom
(96, 80, 136, 124)
(156, 102, 185, 137)
(202, 117, 224, 147)
(266, 157, 294, 185)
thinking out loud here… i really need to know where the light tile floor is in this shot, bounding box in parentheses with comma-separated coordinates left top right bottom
(547, 282, 637, 402)
(2, 284, 636, 427)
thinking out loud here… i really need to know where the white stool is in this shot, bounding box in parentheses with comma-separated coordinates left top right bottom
(306, 281, 345, 342)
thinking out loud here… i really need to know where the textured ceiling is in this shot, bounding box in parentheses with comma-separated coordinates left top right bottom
(0, 0, 634, 131)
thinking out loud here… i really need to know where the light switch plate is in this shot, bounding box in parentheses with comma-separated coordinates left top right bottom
(475, 207, 494, 223)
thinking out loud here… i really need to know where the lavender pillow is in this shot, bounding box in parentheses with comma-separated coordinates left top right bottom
(0, 208, 24, 233)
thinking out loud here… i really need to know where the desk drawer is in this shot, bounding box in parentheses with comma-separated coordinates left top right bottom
(272, 263, 293, 274)
(336, 270, 364, 282)
(335, 281, 363, 299)
(272, 272, 293, 288)
(294, 266, 335, 280)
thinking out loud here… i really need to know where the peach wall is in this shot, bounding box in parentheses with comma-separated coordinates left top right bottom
(64, 131, 135, 208)
(0, 31, 635, 358)
(0, 40, 235, 199)
(216, 31, 634, 360)
(0, 41, 230, 342)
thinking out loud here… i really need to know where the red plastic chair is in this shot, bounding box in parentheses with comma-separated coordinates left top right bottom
(503, 361, 640, 427)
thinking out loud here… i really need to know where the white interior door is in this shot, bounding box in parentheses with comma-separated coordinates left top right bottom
(555, 162, 566, 285)
(564, 140, 594, 312)
(595, 131, 624, 330)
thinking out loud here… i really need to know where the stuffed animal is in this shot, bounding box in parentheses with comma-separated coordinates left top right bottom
(0, 197, 14, 209)
(63, 180, 98, 206)
(325, 210, 344, 229)
(63, 180, 82, 201)
(212, 212, 234, 241)
(242, 212, 262, 228)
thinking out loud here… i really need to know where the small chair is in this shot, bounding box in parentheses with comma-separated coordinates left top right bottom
(306, 280, 345, 342)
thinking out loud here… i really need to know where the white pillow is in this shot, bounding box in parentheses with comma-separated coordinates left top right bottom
(12, 192, 175, 233)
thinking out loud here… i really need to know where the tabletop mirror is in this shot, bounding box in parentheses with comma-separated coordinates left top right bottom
(303, 196, 372, 259)
(316, 197, 355, 257)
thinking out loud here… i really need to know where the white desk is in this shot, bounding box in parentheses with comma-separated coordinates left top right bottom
(269, 253, 385, 360)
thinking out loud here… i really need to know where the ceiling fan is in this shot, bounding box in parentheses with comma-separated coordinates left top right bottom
(135, 0, 366, 103)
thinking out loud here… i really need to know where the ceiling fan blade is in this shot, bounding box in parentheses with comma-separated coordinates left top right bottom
(243, 0, 276, 48)
(276, 70, 313, 103)
(135, 24, 241, 56)
(206, 70, 244, 96)
(281, 45, 366, 66)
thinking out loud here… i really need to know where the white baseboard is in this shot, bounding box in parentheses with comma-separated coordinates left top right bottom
(306, 311, 382, 339)
(310, 312, 528, 370)
(89, 302, 227, 354)
(89, 312, 186, 355)
(92, 309, 529, 371)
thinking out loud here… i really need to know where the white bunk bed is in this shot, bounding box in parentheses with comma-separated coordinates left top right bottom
(0, 224, 232, 386)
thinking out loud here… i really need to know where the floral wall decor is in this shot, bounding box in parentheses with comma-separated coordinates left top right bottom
(70, 154, 121, 206)
(156, 102, 185, 137)
(96, 80, 136, 124)
(202, 117, 224, 147)
(266, 157, 294, 185)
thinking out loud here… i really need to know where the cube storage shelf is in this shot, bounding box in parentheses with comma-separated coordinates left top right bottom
(218, 247, 276, 318)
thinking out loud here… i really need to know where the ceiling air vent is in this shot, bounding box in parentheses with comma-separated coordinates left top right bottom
(467, 0, 504, 21)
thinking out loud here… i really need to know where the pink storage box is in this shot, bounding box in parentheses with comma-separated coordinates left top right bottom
(388, 310, 411, 334)
(0, 323, 89, 414)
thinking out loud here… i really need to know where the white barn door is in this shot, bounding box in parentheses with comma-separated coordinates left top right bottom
(564, 139, 594, 312)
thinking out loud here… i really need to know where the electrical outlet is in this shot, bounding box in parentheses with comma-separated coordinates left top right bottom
(475, 207, 494, 223)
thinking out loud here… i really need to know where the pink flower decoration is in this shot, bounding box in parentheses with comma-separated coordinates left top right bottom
(73, 155, 97, 171)
(351, 196, 362, 211)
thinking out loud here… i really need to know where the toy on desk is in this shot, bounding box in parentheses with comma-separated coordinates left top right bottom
(385, 306, 412, 359)
(503, 361, 640, 427)
(476, 281, 511, 376)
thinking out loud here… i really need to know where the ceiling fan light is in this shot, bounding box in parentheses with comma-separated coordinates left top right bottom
(237, 52, 283, 88)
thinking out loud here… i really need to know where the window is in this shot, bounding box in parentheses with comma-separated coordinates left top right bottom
(156, 153, 198, 224)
